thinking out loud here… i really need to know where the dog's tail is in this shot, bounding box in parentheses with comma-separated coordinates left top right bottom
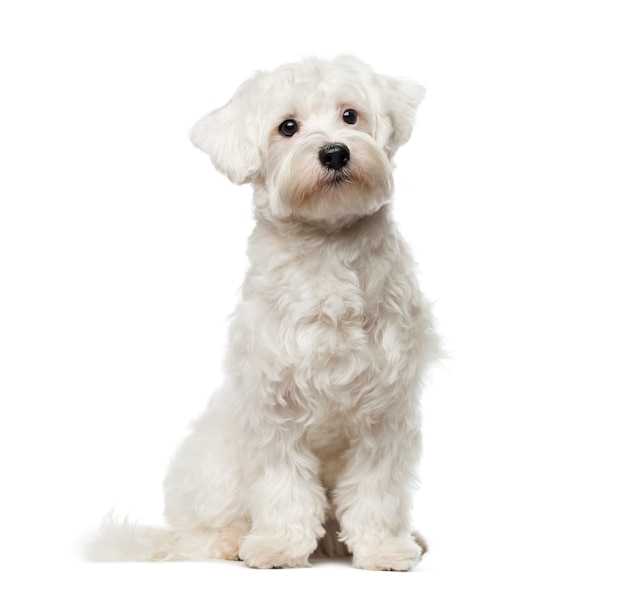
(86, 515, 193, 562)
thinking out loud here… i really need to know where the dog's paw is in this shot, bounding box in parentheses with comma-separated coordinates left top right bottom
(351, 535, 423, 571)
(239, 533, 316, 568)
(211, 527, 247, 561)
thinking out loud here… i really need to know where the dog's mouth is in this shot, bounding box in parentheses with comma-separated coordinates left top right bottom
(320, 167, 350, 187)
(331, 171, 347, 185)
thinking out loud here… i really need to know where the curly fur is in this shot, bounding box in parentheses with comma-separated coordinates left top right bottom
(89, 55, 439, 571)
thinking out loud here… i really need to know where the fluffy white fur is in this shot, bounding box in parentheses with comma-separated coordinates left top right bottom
(90, 55, 439, 571)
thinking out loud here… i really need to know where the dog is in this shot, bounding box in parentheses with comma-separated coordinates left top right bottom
(91, 55, 439, 571)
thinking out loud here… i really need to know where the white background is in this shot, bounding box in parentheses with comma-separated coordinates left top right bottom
(1, 1, 625, 589)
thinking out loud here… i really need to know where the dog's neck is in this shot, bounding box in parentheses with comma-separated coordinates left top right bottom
(254, 203, 393, 238)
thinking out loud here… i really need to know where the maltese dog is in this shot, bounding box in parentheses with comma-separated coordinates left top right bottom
(92, 55, 439, 571)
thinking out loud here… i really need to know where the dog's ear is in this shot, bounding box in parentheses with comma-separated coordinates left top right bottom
(375, 75, 425, 157)
(190, 80, 262, 185)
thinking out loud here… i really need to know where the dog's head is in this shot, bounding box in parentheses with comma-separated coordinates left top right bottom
(191, 56, 424, 226)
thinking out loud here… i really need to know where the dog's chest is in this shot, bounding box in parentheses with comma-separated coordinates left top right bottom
(252, 245, 413, 396)
(234, 216, 425, 419)
(270, 242, 373, 344)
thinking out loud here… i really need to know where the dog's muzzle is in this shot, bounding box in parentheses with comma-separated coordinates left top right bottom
(319, 143, 350, 171)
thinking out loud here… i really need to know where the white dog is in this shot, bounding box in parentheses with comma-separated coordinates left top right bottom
(92, 55, 439, 571)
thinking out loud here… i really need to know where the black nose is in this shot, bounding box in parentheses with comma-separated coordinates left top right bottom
(319, 143, 350, 171)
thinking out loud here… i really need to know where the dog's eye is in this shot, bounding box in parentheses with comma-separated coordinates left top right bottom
(278, 119, 299, 137)
(342, 109, 358, 124)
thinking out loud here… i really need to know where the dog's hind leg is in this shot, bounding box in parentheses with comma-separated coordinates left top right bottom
(162, 386, 250, 559)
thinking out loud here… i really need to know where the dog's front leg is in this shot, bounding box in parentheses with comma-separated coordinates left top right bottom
(334, 419, 424, 571)
(238, 427, 327, 568)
